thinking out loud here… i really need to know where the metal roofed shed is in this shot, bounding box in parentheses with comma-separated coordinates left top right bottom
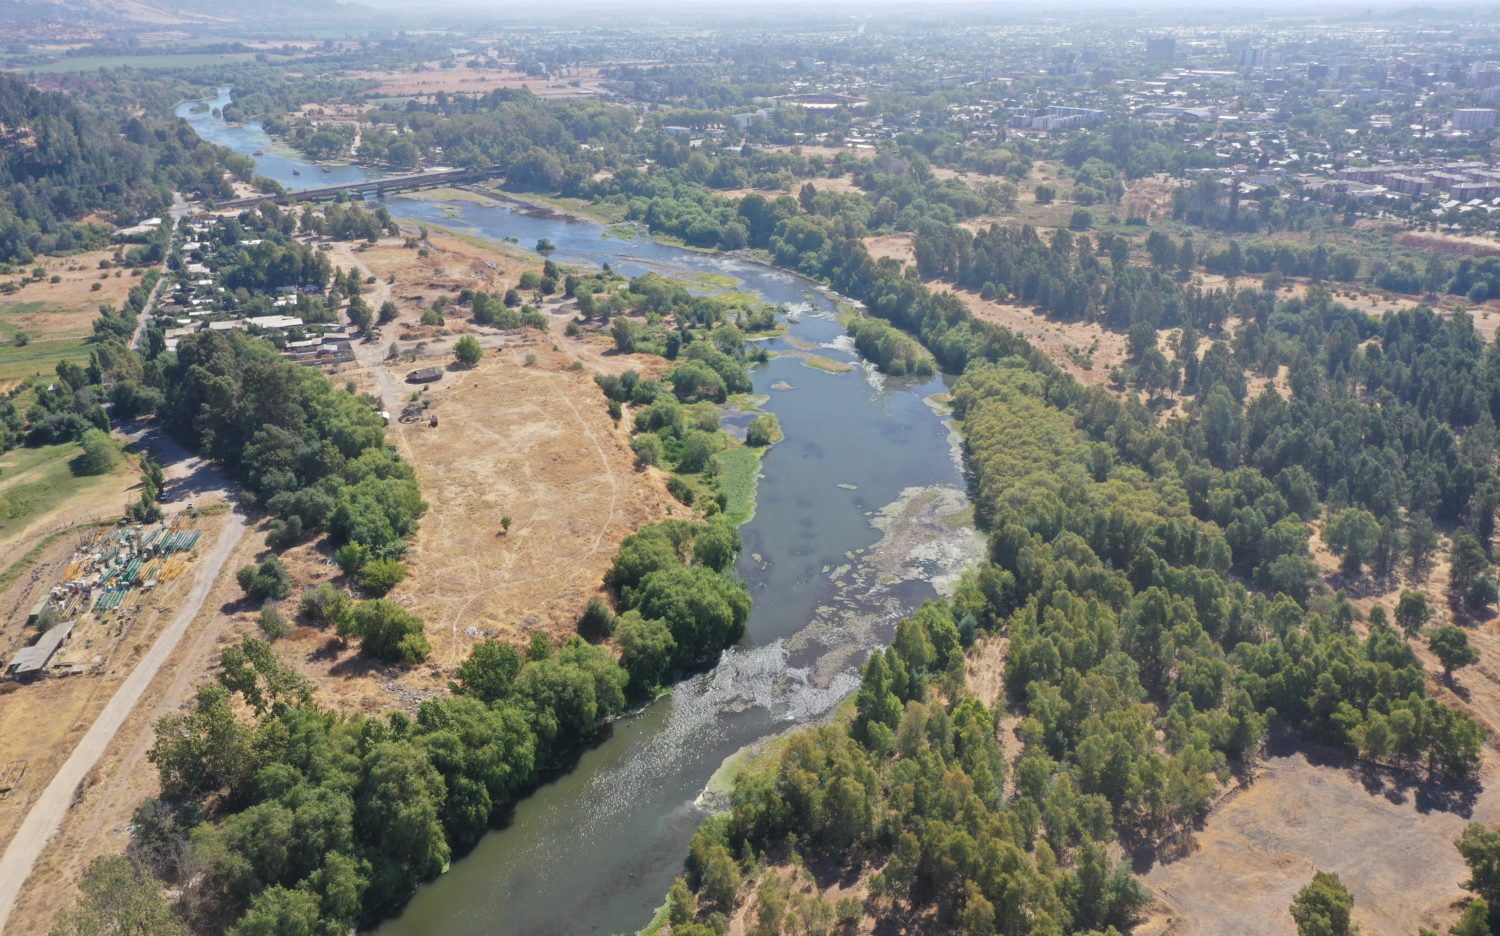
(406, 367, 444, 384)
(7, 621, 77, 679)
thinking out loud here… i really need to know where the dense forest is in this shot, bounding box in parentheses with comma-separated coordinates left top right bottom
(0, 74, 237, 265)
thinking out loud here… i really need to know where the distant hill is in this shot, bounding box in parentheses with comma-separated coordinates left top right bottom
(0, 0, 355, 33)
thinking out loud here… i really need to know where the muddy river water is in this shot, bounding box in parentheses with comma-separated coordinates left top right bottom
(179, 90, 984, 935)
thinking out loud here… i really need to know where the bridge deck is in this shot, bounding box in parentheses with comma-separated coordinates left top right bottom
(216, 166, 501, 210)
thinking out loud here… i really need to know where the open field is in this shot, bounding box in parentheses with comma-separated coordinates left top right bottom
(1139, 744, 1500, 936)
(234, 228, 680, 714)
(0, 250, 139, 386)
(950, 286, 1128, 388)
(348, 64, 609, 100)
(0, 443, 135, 548)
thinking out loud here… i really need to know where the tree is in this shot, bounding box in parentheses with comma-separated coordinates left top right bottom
(1395, 591, 1431, 636)
(232, 886, 320, 936)
(346, 296, 373, 334)
(1459, 824, 1500, 914)
(1323, 508, 1381, 576)
(236, 556, 292, 602)
(453, 639, 523, 703)
(378, 300, 399, 324)
(1289, 871, 1354, 936)
(454, 335, 483, 367)
(74, 429, 119, 476)
(618, 611, 675, 692)
(1430, 625, 1480, 678)
(1451, 531, 1498, 613)
(612, 318, 638, 353)
(49, 855, 186, 936)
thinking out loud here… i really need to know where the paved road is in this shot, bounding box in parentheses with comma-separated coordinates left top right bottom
(0, 500, 246, 933)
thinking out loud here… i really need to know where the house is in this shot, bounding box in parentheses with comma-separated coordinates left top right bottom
(406, 367, 443, 384)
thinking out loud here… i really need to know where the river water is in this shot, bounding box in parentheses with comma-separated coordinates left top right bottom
(177, 91, 984, 935)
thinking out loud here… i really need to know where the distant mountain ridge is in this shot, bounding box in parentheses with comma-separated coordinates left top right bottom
(1, 0, 354, 31)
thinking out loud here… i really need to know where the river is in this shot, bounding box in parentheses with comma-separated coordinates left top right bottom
(177, 90, 984, 935)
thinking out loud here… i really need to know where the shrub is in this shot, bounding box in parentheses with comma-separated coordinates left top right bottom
(257, 606, 288, 640)
(454, 335, 483, 367)
(746, 414, 780, 447)
(350, 599, 430, 665)
(360, 558, 408, 597)
(73, 429, 119, 476)
(236, 557, 292, 602)
(578, 596, 616, 639)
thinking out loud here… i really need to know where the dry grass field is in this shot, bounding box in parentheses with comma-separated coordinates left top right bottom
(349, 64, 609, 100)
(0, 249, 141, 386)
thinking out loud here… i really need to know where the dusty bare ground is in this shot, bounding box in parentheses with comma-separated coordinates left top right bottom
(862, 233, 914, 267)
(2, 502, 255, 936)
(261, 232, 679, 713)
(949, 286, 1129, 389)
(1398, 231, 1500, 258)
(1123, 175, 1184, 225)
(1139, 745, 1500, 936)
(348, 64, 608, 100)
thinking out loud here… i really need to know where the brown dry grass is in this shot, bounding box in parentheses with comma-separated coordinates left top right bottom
(349, 64, 608, 100)
(261, 232, 678, 713)
(1398, 231, 1500, 258)
(950, 286, 1128, 389)
(1139, 746, 1500, 936)
(862, 233, 914, 267)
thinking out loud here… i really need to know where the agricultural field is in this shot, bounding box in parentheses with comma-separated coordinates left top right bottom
(0, 250, 141, 386)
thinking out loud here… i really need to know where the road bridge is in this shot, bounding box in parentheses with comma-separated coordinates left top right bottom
(215, 165, 502, 210)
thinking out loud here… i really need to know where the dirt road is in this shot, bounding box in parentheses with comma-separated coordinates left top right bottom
(0, 501, 246, 933)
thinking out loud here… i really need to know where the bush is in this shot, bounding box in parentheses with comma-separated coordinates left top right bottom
(236, 557, 292, 602)
(633, 433, 665, 467)
(360, 558, 408, 597)
(257, 606, 288, 640)
(667, 475, 695, 505)
(73, 429, 119, 476)
(578, 596, 616, 639)
(746, 414, 780, 447)
(454, 335, 483, 367)
(350, 599, 430, 665)
(335, 542, 370, 575)
(298, 583, 353, 630)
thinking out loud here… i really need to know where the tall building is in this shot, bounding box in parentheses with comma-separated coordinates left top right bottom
(1452, 108, 1497, 131)
(1146, 36, 1176, 64)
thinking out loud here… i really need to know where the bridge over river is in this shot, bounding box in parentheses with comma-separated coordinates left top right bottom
(215, 165, 502, 210)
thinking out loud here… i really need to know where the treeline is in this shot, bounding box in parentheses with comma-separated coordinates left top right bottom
(0, 74, 236, 265)
(134, 633, 620, 932)
(132, 504, 753, 931)
(162, 331, 423, 557)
